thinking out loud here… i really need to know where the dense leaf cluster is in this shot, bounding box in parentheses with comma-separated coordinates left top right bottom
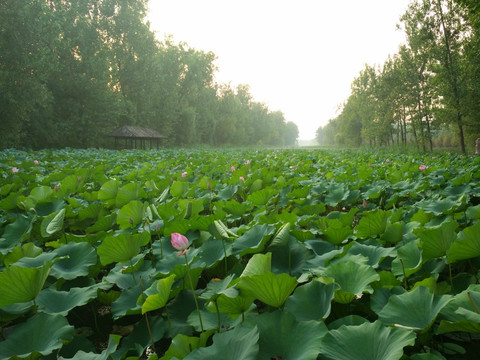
(317, 0, 480, 154)
(1, 148, 480, 359)
(0, 1, 298, 149)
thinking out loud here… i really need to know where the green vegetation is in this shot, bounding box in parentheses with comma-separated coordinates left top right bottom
(0, 1, 298, 149)
(316, 0, 480, 154)
(1, 148, 480, 359)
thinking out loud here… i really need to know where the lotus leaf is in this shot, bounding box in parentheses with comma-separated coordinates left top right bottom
(319, 320, 415, 360)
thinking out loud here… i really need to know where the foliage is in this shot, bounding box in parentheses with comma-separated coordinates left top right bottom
(0, 1, 298, 149)
(1, 148, 480, 359)
(316, 0, 480, 154)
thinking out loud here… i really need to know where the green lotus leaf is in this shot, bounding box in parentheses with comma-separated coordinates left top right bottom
(197, 238, 232, 268)
(223, 199, 252, 217)
(178, 198, 204, 219)
(319, 320, 415, 360)
(97, 179, 120, 207)
(246, 187, 276, 206)
(377, 286, 453, 330)
(347, 241, 396, 268)
(166, 290, 198, 337)
(355, 209, 389, 238)
(50, 241, 98, 280)
(187, 308, 241, 332)
(391, 240, 423, 278)
(199, 274, 237, 301)
(319, 218, 352, 245)
(0, 214, 36, 254)
(418, 197, 458, 216)
(160, 330, 214, 360)
(59, 334, 121, 360)
(285, 280, 335, 321)
(3, 242, 43, 266)
(208, 292, 255, 319)
(211, 219, 236, 240)
(216, 185, 238, 201)
(36, 283, 111, 316)
(446, 222, 480, 263)
(466, 204, 480, 221)
(252, 310, 327, 360)
(142, 274, 176, 314)
(325, 183, 350, 206)
(0, 313, 74, 359)
(105, 260, 156, 290)
(324, 260, 380, 297)
(85, 213, 116, 233)
(237, 271, 297, 308)
(112, 316, 166, 359)
(184, 325, 259, 360)
(28, 185, 54, 204)
(370, 286, 407, 314)
(379, 221, 404, 245)
(0, 262, 52, 307)
(437, 285, 480, 334)
(271, 238, 312, 277)
(116, 200, 146, 229)
(97, 231, 150, 265)
(416, 221, 458, 262)
(232, 224, 276, 256)
(110, 283, 144, 319)
(115, 182, 141, 207)
(171, 180, 188, 197)
(268, 222, 291, 249)
(327, 315, 370, 330)
(40, 207, 65, 237)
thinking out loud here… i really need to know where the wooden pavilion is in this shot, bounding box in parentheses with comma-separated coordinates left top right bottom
(107, 125, 166, 149)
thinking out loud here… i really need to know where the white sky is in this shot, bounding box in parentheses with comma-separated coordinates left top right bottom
(147, 0, 411, 140)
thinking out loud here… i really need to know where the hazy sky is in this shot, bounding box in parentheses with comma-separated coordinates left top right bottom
(147, 0, 412, 140)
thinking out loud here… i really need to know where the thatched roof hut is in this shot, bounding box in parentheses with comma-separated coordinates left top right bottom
(108, 125, 166, 149)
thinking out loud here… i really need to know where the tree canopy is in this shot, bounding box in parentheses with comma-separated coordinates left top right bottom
(316, 0, 480, 153)
(0, 0, 298, 149)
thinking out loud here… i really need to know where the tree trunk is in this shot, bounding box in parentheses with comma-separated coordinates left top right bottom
(436, 0, 466, 153)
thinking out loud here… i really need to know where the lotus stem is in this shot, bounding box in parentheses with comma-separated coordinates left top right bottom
(399, 259, 408, 290)
(184, 253, 204, 332)
(468, 292, 480, 314)
(222, 239, 228, 275)
(139, 276, 157, 355)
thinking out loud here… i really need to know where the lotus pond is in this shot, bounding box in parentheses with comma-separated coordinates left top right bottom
(1, 148, 480, 360)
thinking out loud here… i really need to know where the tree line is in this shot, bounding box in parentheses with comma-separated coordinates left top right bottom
(0, 0, 299, 149)
(316, 0, 480, 153)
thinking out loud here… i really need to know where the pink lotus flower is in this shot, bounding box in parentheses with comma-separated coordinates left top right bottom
(363, 199, 368, 208)
(11, 167, 19, 173)
(230, 166, 235, 172)
(77, 176, 82, 182)
(419, 165, 426, 171)
(244, 159, 250, 165)
(207, 182, 211, 189)
(54, 184, 59, 191)
(240, 176, 245, 182)
(34, 160, 39, 165)
(171, 233, 190, 256)
(181, 171, 187, 178)
(385, 159, 390, 163)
